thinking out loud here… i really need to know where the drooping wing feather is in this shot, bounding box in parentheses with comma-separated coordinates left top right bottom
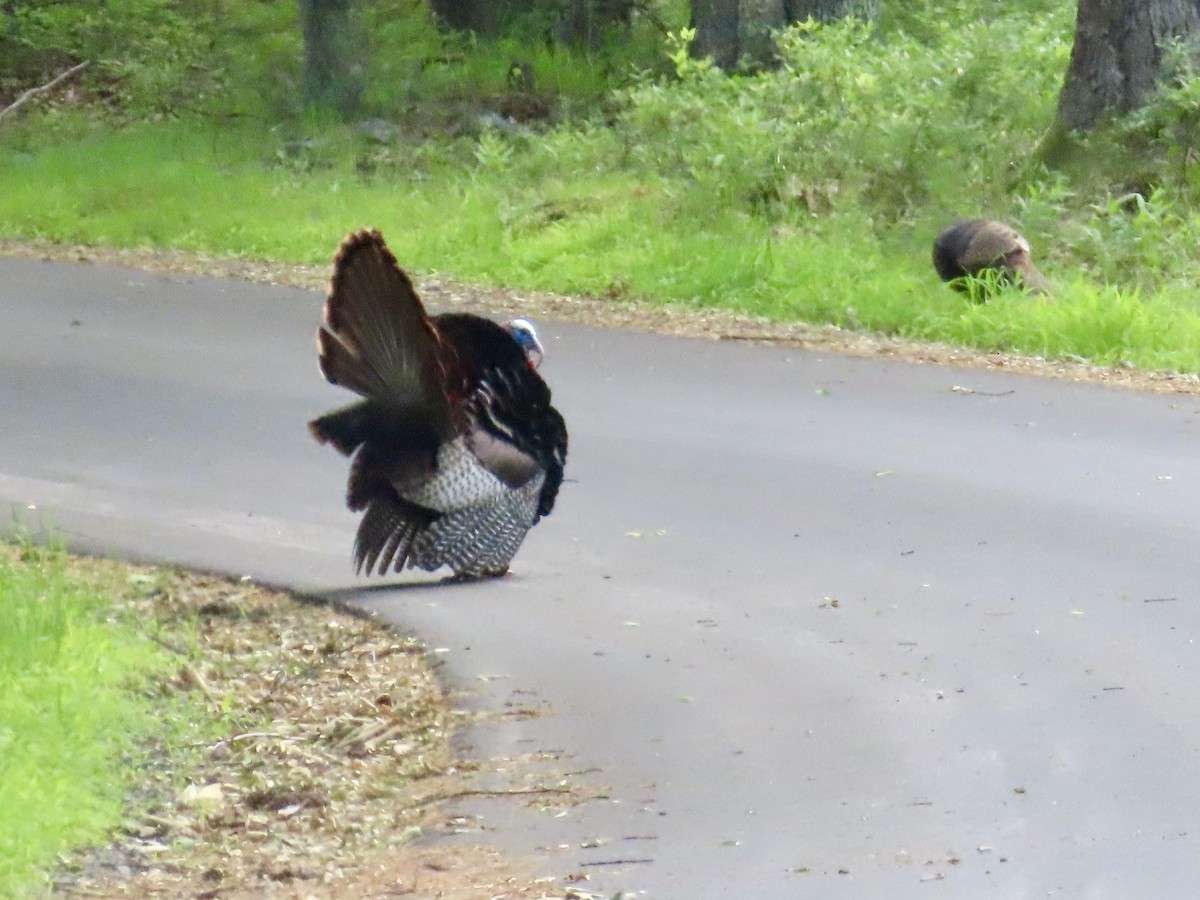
(962, 221, 1024, 272)
(534, 406, 568, 519)
(466, 426, 542, 489)
(431, 312, 566, 497)
(307, 400, 375, 457)
(354, 494, 436, 575)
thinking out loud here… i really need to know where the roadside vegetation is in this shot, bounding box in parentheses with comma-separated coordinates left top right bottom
(4, 0, 1200, 375)
(0, 541, 184, 896)
(0, 541, 565, 896)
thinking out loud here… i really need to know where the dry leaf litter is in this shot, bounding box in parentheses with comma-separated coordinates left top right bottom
(43, 556, 600, 899)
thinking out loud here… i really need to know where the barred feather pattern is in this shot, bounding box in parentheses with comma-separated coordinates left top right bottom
(406, 436, 510, 512)
(408, 475, 544, 577)
(387, 437, 545, 576)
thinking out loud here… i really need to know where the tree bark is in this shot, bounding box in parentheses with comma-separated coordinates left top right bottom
(428, 0, 501, 36)
(785, 0, 877, 23)
(690, 0, 876, 70)
(740, 0, 788, 63)
(691, 0, 788, 69)
(1058, 0, 1200, 131)
(555, 0, 635, 49)
(691, 0, 740, 70)
(299, 0, 363, 117)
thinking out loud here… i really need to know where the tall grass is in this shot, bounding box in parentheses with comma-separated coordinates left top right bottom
(0, 543, 171, 896)
(4, 116, 1200, 375)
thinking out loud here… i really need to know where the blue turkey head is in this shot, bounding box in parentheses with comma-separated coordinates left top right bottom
(505, 318, 545, 369)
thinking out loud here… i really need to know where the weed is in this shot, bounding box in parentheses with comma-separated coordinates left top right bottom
(0, 541, 180, 896)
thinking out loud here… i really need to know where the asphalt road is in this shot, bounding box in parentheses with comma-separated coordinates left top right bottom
(4, 257, 1200, 898)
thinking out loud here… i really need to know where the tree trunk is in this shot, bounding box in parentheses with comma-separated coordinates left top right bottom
(428, 0, 501, 36)
(299, 0, 363, 117)
(691, 0, 740, 70)
(785, 0, 877, 23)
(555, 0, 635, 49)
(1058, 0, 1200, 131)
(690, 0, 877, 70)
(741, 0, 788, 63)
(691, 0, 787, 69)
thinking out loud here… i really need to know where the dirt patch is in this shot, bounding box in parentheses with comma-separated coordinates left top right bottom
(4, 238, 1199, 396)
(44, 556, 602, 899)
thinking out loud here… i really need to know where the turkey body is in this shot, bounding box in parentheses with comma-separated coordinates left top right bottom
(309, 230, 568, 578)
(933, 219, 1050, 295)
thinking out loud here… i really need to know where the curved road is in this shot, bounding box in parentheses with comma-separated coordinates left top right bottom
(4, 258, 1200, 898)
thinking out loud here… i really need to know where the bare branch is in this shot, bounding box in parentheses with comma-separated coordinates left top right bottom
(632, 0, 671, 37)
(0, 59, 90, 123)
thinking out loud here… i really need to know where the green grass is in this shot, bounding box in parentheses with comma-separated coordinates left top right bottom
(0, 542, 174, 897)
(5, 117, 1200, 376)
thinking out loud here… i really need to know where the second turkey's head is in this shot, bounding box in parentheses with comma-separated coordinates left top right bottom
(505, 318, 545, 369)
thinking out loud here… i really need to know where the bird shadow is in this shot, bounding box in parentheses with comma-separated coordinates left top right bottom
(298, 572, 509, 614)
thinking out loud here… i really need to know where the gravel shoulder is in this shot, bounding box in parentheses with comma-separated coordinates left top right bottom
(47, 554, 585, 899)
(4, 238, 1198, 396)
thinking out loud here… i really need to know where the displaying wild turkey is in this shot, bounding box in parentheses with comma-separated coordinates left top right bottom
(933, 219, 1050, 295)
(309, 230, 568, 578)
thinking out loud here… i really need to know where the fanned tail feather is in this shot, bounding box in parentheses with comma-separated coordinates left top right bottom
(315, 328, 389, 398)
(318, 230, 450, 416)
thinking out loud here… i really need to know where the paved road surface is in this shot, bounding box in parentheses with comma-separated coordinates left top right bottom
(4, 258, 1200, 898)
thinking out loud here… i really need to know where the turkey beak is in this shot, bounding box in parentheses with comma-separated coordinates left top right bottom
(1019, 262, 1051, 296)
(1008, 249, 1051, 296)
(528, 336, 545, 369)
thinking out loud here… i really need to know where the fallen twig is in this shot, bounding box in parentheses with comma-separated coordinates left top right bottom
(144, 629, 189, 656)
(411, 786, 574, 808)
(578, 858, 654, 867)
(0, 60, 90, 122)
(951, 385, 1016, 396)
(719, 332, 806, 343)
